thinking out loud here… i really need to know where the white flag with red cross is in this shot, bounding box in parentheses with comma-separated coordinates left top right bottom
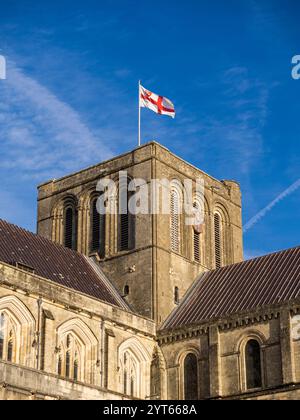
(139, 84, 175, 118)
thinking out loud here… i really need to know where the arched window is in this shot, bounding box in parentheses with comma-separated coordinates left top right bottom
(65, 334, 71, 378)
(245, 340, 262, 390)
(58, 333, 82, 382)
(124, 285, 130, 297)
(131, 376, 135, 397)
(57, 355, 62, 376)
(193, 199, 204, 263)
(123, 352, 128, 395)
(74, 352, 79, 381)
(174, 287, 180, 305)
(0, 312, 16, 363)
(214, 213, 222, 269)
(65, 352, 71, 378)
(7, 330, 14, 362)
(170, 188, 180, 253)
(193, 199, 203, 263)
(118, 338, 151, 399)
(122, 351, 137, 397)
(119, 180, 135, 252)
(0, 313, 5, 360)
(56, 318, 98, 385)
(0, 296, 35, 367)
(184, 353, 198, 400)
(90, 195, 105, 257)
(64, 203, 77, 250)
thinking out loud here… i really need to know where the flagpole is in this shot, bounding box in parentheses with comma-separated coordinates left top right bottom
(138, 80, 141, 147)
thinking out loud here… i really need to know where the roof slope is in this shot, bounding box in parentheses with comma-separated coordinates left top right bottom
(0, 219, 129, 310)
(161, 247, 300, 330)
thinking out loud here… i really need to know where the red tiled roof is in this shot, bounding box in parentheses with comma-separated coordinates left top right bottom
(161, 247, 300, 330)
(0, 219, 129, 310)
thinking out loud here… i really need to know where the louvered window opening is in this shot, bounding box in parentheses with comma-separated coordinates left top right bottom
(91, 197, 105, 257)
(194, 230, 200, 262)
(193, 202, 201, 262)
(170, 190, 180, 253)
(120, 213, 129, 251)
(64, 207, 76, 250)
(119, 188, 135, 252)
(214, 213, 222, 269)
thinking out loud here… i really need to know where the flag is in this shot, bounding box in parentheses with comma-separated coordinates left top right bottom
(139, 84, 175, 118)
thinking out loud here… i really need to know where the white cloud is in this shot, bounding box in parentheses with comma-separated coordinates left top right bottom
(0, 60, 113, 181)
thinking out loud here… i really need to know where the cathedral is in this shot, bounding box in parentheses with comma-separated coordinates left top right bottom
(0, 141, 299, 400)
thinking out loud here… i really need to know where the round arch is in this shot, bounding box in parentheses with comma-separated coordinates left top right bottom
(176, 346, 201, 400)
(79, 186, 106, 256)
(236, 331, 266, 392)
(213, 202, 230, 224)
(51, 194, 78, 248)
(212, 202, 232, 267)
(170, 179, 184, 255)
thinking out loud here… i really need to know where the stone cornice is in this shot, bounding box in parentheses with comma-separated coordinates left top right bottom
(158, 301, 300, 345)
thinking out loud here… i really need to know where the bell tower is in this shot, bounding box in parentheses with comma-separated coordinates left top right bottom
(37, 142, 243, 324)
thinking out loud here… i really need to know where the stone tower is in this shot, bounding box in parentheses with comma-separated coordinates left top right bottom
(37, 142, 243, 324)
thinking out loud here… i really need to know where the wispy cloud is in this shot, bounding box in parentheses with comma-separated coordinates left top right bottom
(216, 66, 270, 174)
(0, 60, 113, 181)
(244, 178, 300, 233)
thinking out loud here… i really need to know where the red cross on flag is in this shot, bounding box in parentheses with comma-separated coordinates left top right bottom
(139, 84, 175, 119)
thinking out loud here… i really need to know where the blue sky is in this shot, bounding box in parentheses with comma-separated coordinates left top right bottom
(0, 0, 299, 259)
